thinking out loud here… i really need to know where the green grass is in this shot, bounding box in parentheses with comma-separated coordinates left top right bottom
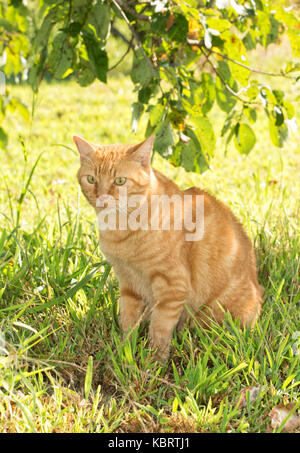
(0, 41, 299, 432)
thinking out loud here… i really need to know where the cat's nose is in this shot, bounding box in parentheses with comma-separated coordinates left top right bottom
(96, 194, 112, 207)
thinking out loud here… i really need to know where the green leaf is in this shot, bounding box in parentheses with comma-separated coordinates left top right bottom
(0, 17, 19, 32)
(48, 32, 74, 78)
(225, 124, 236, 152)
(223, 33, 249, 86)
(243, 106, 257, 124)
(35, 8, 56, 50)
(5, 47, 23, 75)
(145, 119, 156, 139)
(151, 13, 168, 34)
(167, 14, 189, 44)
(246, 82, 260, 100)
(243, 30, 257, 50)
(179, 139, 197, 172)
(266, 15, 280, 46)
(131, 102, 144, 133)
(234, 123, 256, 154)
(153, 120, 174, 156)
(7, 98, 29, 122)
(189, 116, 216, 158)
(269, 119, 288, 148)
(131, 50, 154, 88)
(75, 59, 95, 87)
(138, 81, 159, 104)
(83, 31, 108, 83)
(283, 101, 295, 120)
(169, 106, 186, 130)
(28, 63, 40, 93)
(215, 66, 237, 113)
(260, 86, 277, 105)
(149, 103, 165, 127)
(287, 29, 300, 58)
(218, 60, 231, 83)
(221, 109, 237, 137)
(70, 0, 91, 26)
(200, 72, 215, 114)
(66, 21, 84, 37)
(174, 128, 209, 174)
(275, 7, 300, 57)
(28, 48, 47, 93)
(0, 127, 8, 149)
(89, 1, 111, 42)
(273, 90, 284, 105)
(273, 106, 284, 127)
(206, 17, 232, 33)
(257, 10, 271, 47)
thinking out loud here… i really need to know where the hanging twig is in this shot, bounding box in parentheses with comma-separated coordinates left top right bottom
(111, 0, 156, 79)
(108, 36, 134, 72)
(210, 48, 296, 79)
(111, 25, 131, 45)
(187, 38, 297, 80)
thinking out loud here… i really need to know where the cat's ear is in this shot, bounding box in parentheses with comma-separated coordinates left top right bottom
(73, 135, 95, 158)
(129, 136, 155, 167)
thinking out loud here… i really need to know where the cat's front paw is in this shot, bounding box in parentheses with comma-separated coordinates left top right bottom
(119, 314, 136, 334)
(154, 350, 170, 364)
(149, 339, 170, 364)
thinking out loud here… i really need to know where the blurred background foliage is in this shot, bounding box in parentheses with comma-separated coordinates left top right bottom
(0, 0, 299, 173)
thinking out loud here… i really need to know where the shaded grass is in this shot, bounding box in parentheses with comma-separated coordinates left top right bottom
(0, 40, 299, 431)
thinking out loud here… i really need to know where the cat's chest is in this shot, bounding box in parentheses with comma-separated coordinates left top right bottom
(99, 238, 154, 302)
(113, 257, 153, 303)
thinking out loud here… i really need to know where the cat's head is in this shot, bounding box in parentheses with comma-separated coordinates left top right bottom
(74, 135, 155, 210)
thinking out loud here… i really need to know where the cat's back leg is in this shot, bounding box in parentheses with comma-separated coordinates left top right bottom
(191, 279, 262, 329)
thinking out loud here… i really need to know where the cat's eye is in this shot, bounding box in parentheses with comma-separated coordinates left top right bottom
(87, 175, 96, 184)
(114, 177, 127, 186)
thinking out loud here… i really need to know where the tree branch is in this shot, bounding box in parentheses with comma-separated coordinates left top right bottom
(200, 46, 259, 105)
(115, 0, 150, 22)
(111, 25, 131, 45)
(187, 38, 297, 80)
(111, 0, 156, 79)
(211, 49, 297, 80)
(108, 36, 134, 72)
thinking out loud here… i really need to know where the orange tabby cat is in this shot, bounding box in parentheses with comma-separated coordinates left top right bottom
(74, 135, 263, 360)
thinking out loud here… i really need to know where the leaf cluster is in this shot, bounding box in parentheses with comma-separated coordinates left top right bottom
(0, 0, 299, 170)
